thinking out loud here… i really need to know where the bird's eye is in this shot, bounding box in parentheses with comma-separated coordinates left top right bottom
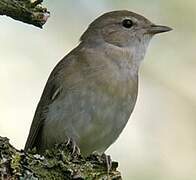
(122, 19, 133, 28)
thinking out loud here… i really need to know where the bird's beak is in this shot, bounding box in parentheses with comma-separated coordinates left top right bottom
(148, 24, 172, 34)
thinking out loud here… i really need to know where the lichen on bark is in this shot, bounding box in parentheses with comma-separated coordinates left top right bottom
(0, 136, 122, 179)
(0, 0, 49, 28)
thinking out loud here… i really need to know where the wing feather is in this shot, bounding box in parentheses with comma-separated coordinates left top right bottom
(24, 56, 71, 151)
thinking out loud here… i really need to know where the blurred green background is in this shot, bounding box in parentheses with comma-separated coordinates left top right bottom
(0, 0, 196, 179)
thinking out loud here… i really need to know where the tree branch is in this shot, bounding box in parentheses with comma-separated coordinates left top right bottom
(0, 0, 50, 28)
(0, 136, 122, 179)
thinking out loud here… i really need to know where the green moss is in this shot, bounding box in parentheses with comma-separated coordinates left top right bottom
(11, 152, 22, 176)
(0, 136, 122, 179)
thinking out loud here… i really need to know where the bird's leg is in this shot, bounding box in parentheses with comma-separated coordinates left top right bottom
(65, 137, 80, 155)
(102, 153, 112, 174)
(70, 139, 81, 155)
(92, 152, 113, 173)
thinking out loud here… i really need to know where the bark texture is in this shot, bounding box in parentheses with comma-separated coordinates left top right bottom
(0, 0, 49, 28)
(0, 136, 122, 179)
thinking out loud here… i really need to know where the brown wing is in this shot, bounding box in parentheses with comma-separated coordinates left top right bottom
(24, 80, 59, 151)
(24, 56, 69, 151)
(24, 45, 99, 151)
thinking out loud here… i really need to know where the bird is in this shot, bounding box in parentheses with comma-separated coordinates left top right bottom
(25, 10, 172, 156)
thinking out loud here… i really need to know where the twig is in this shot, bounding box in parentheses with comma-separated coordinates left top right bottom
(0, 0, 50, 28)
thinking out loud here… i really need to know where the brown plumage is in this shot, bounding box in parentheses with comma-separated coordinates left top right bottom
(25, 10, 172, 155)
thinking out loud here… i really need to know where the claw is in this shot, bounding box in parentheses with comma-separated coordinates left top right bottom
(65, 137, 71, 146)
(75, 146, 81, 155)
(71, 140, 76, 154)
(65, 137, 80, 155)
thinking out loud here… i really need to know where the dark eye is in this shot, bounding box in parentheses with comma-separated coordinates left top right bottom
(122, 19, 133, 28)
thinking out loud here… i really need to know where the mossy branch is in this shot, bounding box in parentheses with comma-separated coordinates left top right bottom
(0, 136, 122, 179)
(0, 0, 50, 28)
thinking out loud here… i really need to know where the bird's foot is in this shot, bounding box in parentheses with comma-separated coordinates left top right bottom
(65, 137, 80, 155)
(89, 152, 118, 175)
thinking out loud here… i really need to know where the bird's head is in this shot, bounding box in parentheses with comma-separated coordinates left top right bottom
(80, 10, 172, 48)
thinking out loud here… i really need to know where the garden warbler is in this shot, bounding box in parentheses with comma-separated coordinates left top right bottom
(25, 10, 172, 155)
